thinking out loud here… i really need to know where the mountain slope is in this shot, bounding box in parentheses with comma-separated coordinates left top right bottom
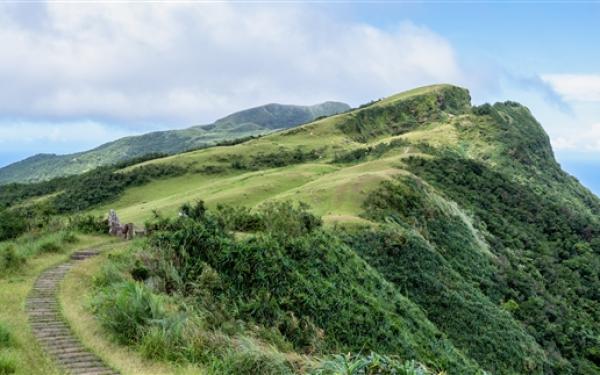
(3, 84, 599, 374)
(0, 101, 349, 185)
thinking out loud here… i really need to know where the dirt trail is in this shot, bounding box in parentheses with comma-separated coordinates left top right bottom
(26, 250, 119, 375)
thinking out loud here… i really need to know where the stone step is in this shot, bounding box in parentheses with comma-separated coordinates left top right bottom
(27, 248, 119, 374)
(49, 346, 85, 355)
(57, 352, 102, 363)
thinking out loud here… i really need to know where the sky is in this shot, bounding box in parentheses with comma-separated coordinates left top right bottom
(0, 2, 598, 195)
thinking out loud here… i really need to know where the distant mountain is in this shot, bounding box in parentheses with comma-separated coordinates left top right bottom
(0, 101, 350, 184)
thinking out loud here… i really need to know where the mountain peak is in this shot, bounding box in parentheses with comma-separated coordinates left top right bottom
(213, 101, 350, 130)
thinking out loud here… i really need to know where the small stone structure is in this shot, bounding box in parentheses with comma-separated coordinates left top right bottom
(108, 209, 143, 240)
(108, 209, 121, 236)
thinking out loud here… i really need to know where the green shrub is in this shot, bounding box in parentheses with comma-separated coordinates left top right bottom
(69, 215, 107, 234)
(312, 353, 434, 375)
(215, 204, 264, 232)
(138, 313, 191, 362)
(210, 346, 294, 375)
(59, 231, 78, 244)
(37, 240, 61, 254)
(0, 210, 27, 242)
(0, 353, 16, 375)
(180, 200, 207, 221)
(0, 323, 12, 349)
(229, 147, 322, 171)
(92, 281, 166, 344)
(0, 246, 25, 273)
(259, 201, 321, 238)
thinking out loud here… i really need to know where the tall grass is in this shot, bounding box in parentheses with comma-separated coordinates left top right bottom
(311, 353, 440, 375)
(0, 230, 79, 274)
(0, 322, 15, 375)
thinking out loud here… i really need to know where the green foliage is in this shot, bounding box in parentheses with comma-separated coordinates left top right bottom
(0, 354, 15, 375)
(332, 139, 410, 164)
(312, 353, 436, 375)
(0, 323, 15, 375)
(180, 200, 207, 221)
(230, 147, 323, 170)
(215, 204, 264, 232)
(36, 240, 61, 254)
(0, 323, 12, 349)
(0, 210, 27, 242)
(109, 202, 480, 373)
(337, 86, 470, 142)
(0, 246, 25, 273)
(0, 163, 188, 214)
(69, 215, 107, 234)
(340, 223, 546, 374)
(207, 346, 294, 375)
(92, 280, 166, 345)
(405, 154, 600, 373)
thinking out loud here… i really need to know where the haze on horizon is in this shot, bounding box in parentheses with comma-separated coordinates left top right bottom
(0, 2, 598, 194)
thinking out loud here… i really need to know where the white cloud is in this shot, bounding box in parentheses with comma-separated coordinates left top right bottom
(551, 123, 600, 152)
(0, 2, 465, 127)
(542, 74, 600, 102)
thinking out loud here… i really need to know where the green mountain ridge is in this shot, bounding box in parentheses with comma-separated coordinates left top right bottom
(2, 84, 599, 374)
(0, 101, 350, 185)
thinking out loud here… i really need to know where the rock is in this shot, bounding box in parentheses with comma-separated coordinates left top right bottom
(108, 209, 121, 236)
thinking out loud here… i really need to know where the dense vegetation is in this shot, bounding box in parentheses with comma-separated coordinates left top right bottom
(402, 154, 600, 373)
(0, 102, 349, 185)
(337, 85, 470, 142)
(3, 84, 600, 375)
(92, 202, 480, 374)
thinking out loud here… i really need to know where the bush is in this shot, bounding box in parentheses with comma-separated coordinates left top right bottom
(259, 201, 322, 238)
(37, 240, 61, 254)
(0, 353, 16, 375)
(312, 353, 434, 375)
(0, 246, 25, 273)
(92, 281, 166, 345)
(210, 346, 294, 375)
(0, 210, 27, 242)
(69, 215, 107, 234)
(0, 323, 12, 349)
(215, 204, 264, 232)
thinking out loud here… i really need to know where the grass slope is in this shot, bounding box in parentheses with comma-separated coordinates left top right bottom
(2, 84, 599, 374)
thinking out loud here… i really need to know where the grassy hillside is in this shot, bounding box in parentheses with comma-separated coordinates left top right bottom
(0, 102, 349, 185)
(2, 84, 599, 374)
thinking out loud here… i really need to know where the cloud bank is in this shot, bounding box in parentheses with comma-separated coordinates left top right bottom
(0, 2, 464, 127)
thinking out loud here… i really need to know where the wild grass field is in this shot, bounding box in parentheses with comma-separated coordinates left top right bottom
(1, 84, 599, 374)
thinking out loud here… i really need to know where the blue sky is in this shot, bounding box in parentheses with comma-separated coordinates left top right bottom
(0, 2, 598, 195)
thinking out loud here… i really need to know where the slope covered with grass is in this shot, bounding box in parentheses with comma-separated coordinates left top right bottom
(2, 84, 599, 374)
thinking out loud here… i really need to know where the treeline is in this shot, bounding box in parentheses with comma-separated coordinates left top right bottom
(229, 147, 323, 171)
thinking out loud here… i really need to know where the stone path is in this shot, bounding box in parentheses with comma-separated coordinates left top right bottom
(26, 250, 120, 375)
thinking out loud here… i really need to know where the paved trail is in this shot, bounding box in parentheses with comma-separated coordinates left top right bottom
(26, 250, 119, 375)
